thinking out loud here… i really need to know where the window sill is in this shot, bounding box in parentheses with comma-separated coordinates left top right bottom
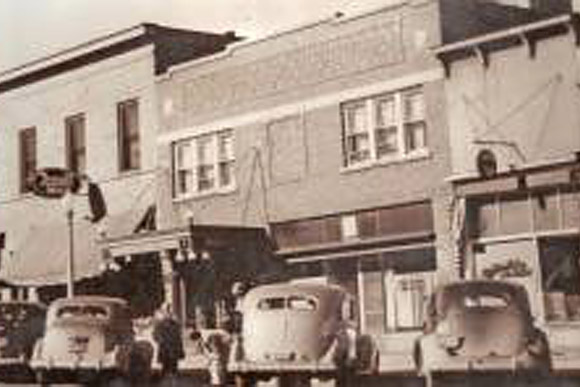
(173, 186, 237, 202)
(340, 149, 431, 174)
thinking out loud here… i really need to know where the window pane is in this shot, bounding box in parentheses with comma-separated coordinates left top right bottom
(343, 102, 370, 166)
(376, 97, 396, 127)
(174, 142, 193, 196)
(403, 90, 425, 122)
(19, 128, 36, 193)
(561, 190, 580, 229)
(395, 276, 427, 330)
(288, 296, 317, 311)
(404, 122, 426, 152)
(218, 131, 234, 160)
(362, 270, 385, 334)
(197, 165, 215, 191)
(177, 170, 193, 194)
(118, 99, 140, 171)
(344, 103, 367, 134)
(176, 142, 192, 168)
(540, 237, 580, 321)
(500, 196, 530, 235)
(66, 115, 86, 175)
(357, 210, 378, 238)
(377, 202, 434, 236)
(346, 134, 370, 164)
(197, 136, 214, 163)
(473, 199, 499, 238)
(532, 191, 559, 231)
(376, 127, 398, 157)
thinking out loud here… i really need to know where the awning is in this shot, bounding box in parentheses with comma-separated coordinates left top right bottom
(0, 218, 103, 286)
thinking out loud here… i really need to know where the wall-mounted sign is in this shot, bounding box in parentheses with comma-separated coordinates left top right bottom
(482, 258, 532, 279)
(476, 149, 498, 179)
(32, 168, 77, 199)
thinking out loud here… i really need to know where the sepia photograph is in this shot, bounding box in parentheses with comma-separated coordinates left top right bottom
(1, 0, 580, 386)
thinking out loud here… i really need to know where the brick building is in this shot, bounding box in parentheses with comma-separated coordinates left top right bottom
(156, 1, 453, 371)
(152, 0, 578, 373)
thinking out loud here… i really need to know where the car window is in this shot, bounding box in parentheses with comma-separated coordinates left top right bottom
(463, 295, 508, 308)
(288, 296, 317, 311)
(57, 305, 109, 319)
(257, 297, 286, 310)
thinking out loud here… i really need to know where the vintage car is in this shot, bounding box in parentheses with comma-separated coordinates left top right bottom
(0, 300, 46, 382)
(229, 282, 378, 386)
(414, 280, 550, 386)
(31, 295, 152, 385)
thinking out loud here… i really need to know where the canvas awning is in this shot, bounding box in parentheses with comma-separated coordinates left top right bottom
(0, 218, 103, 286)
(0, 200, 156, 287)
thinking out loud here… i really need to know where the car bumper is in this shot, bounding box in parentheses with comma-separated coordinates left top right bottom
(423, 353, 547, 374)
(0, 356, 27, 367)
(229, 359, 337, 374)
(31, 355, 119, 371)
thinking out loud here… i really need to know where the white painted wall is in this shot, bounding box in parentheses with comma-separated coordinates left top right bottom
(0, 46, 159, 274)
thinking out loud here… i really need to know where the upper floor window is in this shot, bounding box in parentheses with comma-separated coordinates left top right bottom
(19, 127, 37, 193)
(117, 99, 140, 172)
(341, 86, 427, 168)
(173, 129, 235, 198)
(65, 113, 86, 175)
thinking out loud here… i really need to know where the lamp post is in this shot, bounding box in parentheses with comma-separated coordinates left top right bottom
(30, 168, 106, 299)
(66, 206, 75, 298)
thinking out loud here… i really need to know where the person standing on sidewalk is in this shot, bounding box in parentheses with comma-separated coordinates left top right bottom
(152, 304, 185, 376)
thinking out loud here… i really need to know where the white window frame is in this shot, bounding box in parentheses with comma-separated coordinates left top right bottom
(173, 129, 236, 199)
(341, 86, 428, 169)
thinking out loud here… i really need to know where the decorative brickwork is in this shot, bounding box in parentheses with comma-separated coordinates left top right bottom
(184, 20, 404, 117)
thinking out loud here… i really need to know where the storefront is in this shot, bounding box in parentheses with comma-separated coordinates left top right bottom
(454, 158, 580, 371)
(101, 225, 278, 328)
(272, 200, 438, 372)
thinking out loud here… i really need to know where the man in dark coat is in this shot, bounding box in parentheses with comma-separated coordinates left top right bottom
(152, 305, 185, 376)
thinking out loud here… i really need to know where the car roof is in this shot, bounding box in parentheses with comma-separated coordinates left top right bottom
(50, 295, 128, 308)
(440, 280, 526, 294)
(244, 282, 347, 303)
(435, 280, 530, 310)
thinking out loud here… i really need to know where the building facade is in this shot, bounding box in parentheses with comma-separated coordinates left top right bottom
(438, 1, 580, 372)
(157, 0, 455, 371)
(0, 24, 237, 313)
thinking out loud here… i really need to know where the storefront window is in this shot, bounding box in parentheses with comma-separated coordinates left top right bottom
(560, 190, 580, 230)
(394, 275, 428, 330)
(532, 191, 559, 231)
(540, 237, 580, 321)
(500, 196, 531, 235)
(472, 199, 499, 238)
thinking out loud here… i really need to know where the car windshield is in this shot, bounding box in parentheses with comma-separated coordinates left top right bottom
(56, 305, 109, 319)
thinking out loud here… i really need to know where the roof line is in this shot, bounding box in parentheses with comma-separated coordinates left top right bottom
(0, 23, 149, 81)
(434, 13, 573, 55)
(163, 0, 408, 77)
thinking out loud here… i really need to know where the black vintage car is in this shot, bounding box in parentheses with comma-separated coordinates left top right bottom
(0, 300, 46, 382)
